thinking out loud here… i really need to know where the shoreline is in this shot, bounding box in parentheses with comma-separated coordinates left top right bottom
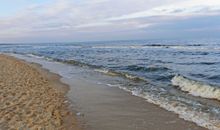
(24, 58, 83, 130)
(0, 55, 210, 130)
(1, 53, 209, 130)
(0, 54, 81, 129)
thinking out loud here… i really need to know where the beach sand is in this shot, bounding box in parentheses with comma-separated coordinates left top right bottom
(0, 54, 81, 130)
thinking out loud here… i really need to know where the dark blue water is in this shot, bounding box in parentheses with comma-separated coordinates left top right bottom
(1, 39, 220, 85)
(1, 39, 220, 129)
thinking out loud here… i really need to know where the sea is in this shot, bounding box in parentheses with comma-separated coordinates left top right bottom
(1, 38, 220, 130)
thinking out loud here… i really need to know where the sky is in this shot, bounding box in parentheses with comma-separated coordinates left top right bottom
(0, 0, 220, 42)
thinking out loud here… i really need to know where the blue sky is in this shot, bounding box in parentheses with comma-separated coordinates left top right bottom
(0, 0, 49, 17)
(0, 0, 220, 42)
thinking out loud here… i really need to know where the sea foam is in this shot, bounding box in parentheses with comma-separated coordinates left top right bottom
(171, 75, 220, 100)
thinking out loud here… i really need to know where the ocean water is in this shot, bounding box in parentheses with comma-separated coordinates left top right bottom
(1, 39, 220, 129)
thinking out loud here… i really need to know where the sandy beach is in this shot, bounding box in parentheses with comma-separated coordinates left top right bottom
(0, 54, 81, 130)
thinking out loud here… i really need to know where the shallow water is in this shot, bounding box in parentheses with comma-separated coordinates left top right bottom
(1, 39, 220, 129)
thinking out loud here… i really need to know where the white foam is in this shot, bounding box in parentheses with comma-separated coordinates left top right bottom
(94, 69, 118, 76)
(94, 68, 109, 73)
(26, 54, 53, 61)
(92, 46, 128, 49)
(120, 86, 220, 130)
(171, 75, 220, 100)
(125, 74, 138, 80)
(106, 83, 121, 87)
(94, 68, 145, 81)
(26, 54, 43, 59)
(140, 93, 220, 130)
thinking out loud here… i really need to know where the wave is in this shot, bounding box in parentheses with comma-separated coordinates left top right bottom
(200, 62, 219, 65)
(25, 53, 54, 61)
(171, 75, 220, 101)
(125, 65, 169, 72)
(116, 85, 220, 130)
(144, 44, 202, 47)
(208, 75, 220, 80)
(26, 54, 45, 59)
(178, 62, 219, 65)
(23, 53, 147, 82)
(139, 92, 220, 130)
(53, 60, 146, 82)
(25, 53, 99, 68)
(94, 68, 146, 82)
(90, 44, 203, 49)
(54, 58, 92, 67)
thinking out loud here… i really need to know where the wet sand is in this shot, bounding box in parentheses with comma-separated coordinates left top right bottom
(0, 54, 81, 130)
(64, 77, 208, 130)
(9, 54, 208, 130)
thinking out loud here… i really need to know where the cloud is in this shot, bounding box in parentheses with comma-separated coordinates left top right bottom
(0, 0, 219, 42)
(107, 0, 220, 21)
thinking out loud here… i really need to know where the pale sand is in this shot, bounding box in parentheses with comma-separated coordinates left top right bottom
(0, 54, 81, 130)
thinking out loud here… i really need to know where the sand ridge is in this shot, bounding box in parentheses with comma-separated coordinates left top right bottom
(0, 54, 80, 130)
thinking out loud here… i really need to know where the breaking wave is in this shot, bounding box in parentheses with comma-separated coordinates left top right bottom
(125, 65, 169, 72)
(91, 44, 203, 49)
(137, 92, 220, 130)
(94, 68, 146, 82)
(171, 75, 220, 101)
(113, 85, 220, 130)
(24, 53, 147, 82)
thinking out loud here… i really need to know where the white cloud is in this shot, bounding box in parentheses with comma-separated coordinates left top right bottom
(0, 0, 219, 41)
(75, 22, 112, 28)
(107, 0, 220, 21)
